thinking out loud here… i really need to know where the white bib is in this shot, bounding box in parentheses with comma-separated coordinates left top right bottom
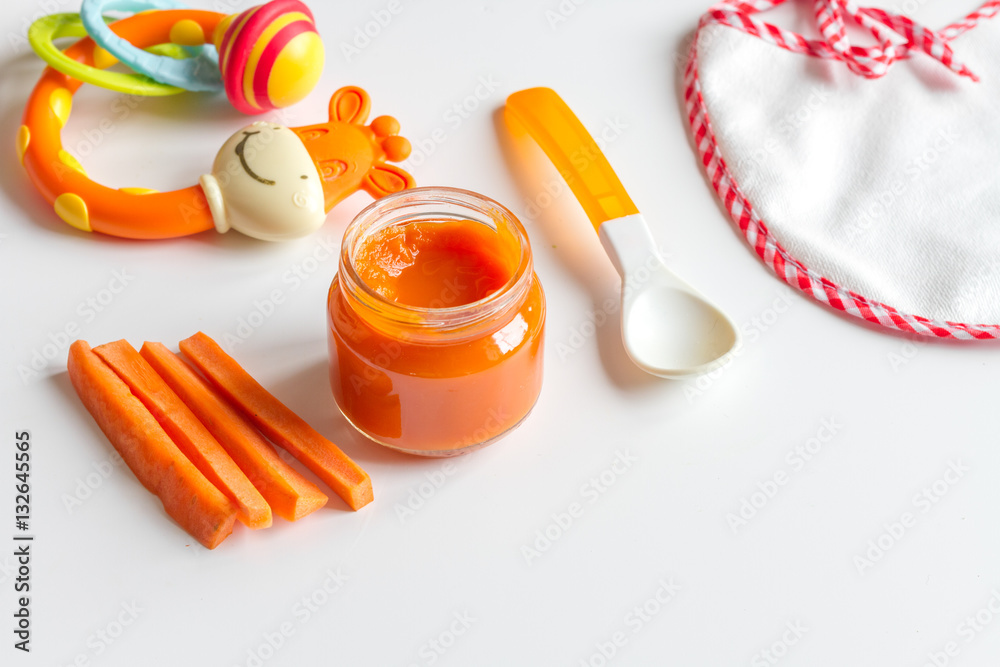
(686, 0, 1000, 339)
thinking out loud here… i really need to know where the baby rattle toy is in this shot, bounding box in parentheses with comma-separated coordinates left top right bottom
(29, 0, 326, 113)
(19, 1, 415, 240)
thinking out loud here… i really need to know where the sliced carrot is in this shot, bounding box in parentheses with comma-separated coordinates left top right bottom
(179, 332, 374, 511)
(67, 340, 236, 549)
(94, 340, 271, 530)
(141, 342, 329, 522)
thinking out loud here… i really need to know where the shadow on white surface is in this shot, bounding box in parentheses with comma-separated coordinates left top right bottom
(492, 106, 667, 392)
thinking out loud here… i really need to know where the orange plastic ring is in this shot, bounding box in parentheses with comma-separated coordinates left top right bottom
(19, 10, 225, 239)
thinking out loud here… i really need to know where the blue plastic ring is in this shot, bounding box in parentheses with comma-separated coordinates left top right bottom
(80, 0, 223, 92)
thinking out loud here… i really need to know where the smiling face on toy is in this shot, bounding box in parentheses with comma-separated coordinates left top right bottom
(199, 87, 415, 241)
(200, 121, 326, 241)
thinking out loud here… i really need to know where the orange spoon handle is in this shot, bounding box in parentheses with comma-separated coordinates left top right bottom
(506, 87, 638, 231)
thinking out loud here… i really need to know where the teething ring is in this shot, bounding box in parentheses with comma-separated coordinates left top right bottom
(19, 9, 416, 241)
(20, 10, 227, 238)
(27, 12, 194, 96)
(29, 0, 323, 113)
(80, 0, 223, 92)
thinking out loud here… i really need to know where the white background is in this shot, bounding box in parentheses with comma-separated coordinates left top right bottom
(3, 1, 1000, 666)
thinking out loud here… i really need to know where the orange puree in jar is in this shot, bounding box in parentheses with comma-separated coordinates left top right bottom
(327, 188, 545, 456)
(354, 220, 514, 309)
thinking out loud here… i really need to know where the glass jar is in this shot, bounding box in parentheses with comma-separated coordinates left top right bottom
(327, 187, 545, 456)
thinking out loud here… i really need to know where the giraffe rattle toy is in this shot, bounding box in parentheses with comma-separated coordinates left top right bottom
(19, 1, 415, 240)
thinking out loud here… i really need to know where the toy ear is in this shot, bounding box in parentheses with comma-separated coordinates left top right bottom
(362, 163, 415, 198)
(329, 87, 371, 125)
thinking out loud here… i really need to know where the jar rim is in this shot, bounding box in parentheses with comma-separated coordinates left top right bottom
(338, 186, 533, 336)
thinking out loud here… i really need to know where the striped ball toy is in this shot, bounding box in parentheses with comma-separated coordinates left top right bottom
(214, 0, 325, 115)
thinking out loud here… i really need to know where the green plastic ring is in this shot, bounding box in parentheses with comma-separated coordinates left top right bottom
(28, 13, 188, 97)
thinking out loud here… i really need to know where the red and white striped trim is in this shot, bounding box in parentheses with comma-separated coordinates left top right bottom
(685, 0, 1000, 340)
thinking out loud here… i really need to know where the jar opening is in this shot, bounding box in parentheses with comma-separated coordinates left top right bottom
(339, 187, 533, 340)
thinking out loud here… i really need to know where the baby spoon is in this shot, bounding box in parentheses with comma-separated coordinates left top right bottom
(506, 87, 739, 378)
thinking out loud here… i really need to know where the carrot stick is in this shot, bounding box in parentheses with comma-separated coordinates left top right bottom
(141, 342, 329, 521)
(94, 340, 271, 529)
(67, 340, 236, 549)
(179, 332, 373, 511)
